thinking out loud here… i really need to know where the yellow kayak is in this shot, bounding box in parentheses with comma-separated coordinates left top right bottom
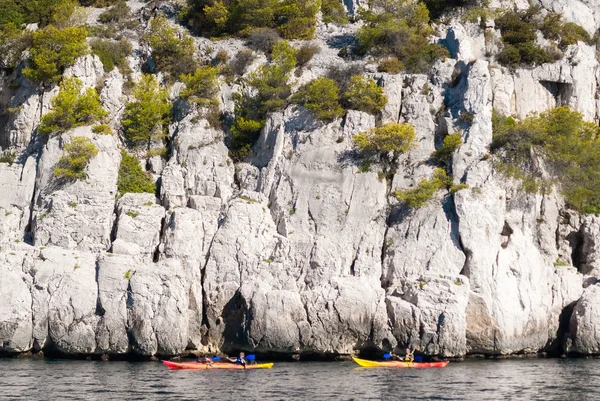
(352, 356, 449, 368)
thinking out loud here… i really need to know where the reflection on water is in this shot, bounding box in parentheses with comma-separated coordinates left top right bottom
(1, 358, 599, 400)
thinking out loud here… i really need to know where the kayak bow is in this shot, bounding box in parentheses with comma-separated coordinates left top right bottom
(163, 360, 274, 370)
(352, 357, 449, 368)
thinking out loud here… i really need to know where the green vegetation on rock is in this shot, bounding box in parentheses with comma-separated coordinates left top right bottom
(122, 75, 171, 146)
(180, 66, 220, 107)
(496, 6, 590, 69)
(117, 150, 156, 195)
(23, 25, 88, 86)
(53, 136, 98, 180)
(321, 0, 348, 25)
(432, 132, 462, 165)
(293, 77, 344, 122)
(144, 16, 197, 80)
(91, 38, 132, 73)
(395, 168, 451, 208)
(344, 75, 387, 115)
(491, 106, 600, 213)
(356, 0, 449, 73)
(38, 77, 106, 135)
(0, 0, 77, 29)
(229, 40, 296, 160)
(183, 0, 320, 40)
(353, 122, 416, 160)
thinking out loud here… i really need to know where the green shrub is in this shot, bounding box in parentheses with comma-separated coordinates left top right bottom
(357, 1, 449, 73)
(213, 49, 229, 65)
(494, 6, 587, 68)
(117, 150, 156, 194)
(53, 136, 98, 180)
(38, 77, 106, 135)
(541, 12, 591, 49)
(122, 74, 171, 145)
(97, 1, 131, 24)
(296, 43, 320, 67)
(353, 122, 416, 162)
(275, 0, 320, 39)
(321, 0, 348, 24)
(0, 152, 16, 165)
(229, 117, 262, 161)
(459, 111, 474, 124)
(183, 0, 319, 40)
(378, 57, 403, 74)
(91, 38, 132, 73)
(293, 77, 344, 121)
(144, 16, 197, 80)
(23, 25, 88, 86)
(326, 64, 365, 94)
(2, 0, 76, 28)
(92, 124, 113, 135)
(229, 41, 296, 160)
(432, 132, 462, 164)
(344, 75, 387, 115)
(180, 66, 220, 107)
(491, 107, 600, 212)
(395, 168, 450, 208)
(0, 23, 31, 69)
(246, 40, 296, 113)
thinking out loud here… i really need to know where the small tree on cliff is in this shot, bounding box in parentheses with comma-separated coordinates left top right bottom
(353, 122, 417, 163)
(121, 74, 171, 148)
(54, 136, 98, 180)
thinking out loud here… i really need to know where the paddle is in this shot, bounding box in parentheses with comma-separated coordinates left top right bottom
(195, 356, 221, 363)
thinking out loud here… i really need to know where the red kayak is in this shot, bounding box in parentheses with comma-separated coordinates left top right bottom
(163, 360, 274, 370)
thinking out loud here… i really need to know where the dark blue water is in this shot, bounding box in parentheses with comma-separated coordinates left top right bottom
(1, 358, 598, 400)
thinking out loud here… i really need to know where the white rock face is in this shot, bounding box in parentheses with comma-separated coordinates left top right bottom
(0, 253, 33, 353)
(0, 157, 36, 246)
(568, 284, 600, 354)
(30, 247, 98, 353)
(491, 44, 599, 122)
(3, 2, 600, 359)
(113, 193, 164, 258)
(127, 258, 190, 356)
(32, 127, 120, 252)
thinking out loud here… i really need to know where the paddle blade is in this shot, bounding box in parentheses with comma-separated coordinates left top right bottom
(246, 354, 256, 361)
(212, 356, 221, 361)
(383, 353, 391, 359)
(415, 356, 422, 362)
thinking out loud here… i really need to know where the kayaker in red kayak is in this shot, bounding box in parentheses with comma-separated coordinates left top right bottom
(228, 352, 247, 367)
(404, 348, 414, 362)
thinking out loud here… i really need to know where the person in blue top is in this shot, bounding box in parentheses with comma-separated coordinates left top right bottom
(228, 352, 247, 367)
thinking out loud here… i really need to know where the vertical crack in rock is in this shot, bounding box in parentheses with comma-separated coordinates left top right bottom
(23, 150, 42, 244)
(94, 258, 105, 317)
(199, 219, 220, 345)
(109, 198, 120, 245)
(125, 279, 136, 354)
(153, 215, 167, 263)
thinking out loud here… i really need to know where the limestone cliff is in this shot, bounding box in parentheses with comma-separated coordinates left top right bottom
(2, 0, 600, 359)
